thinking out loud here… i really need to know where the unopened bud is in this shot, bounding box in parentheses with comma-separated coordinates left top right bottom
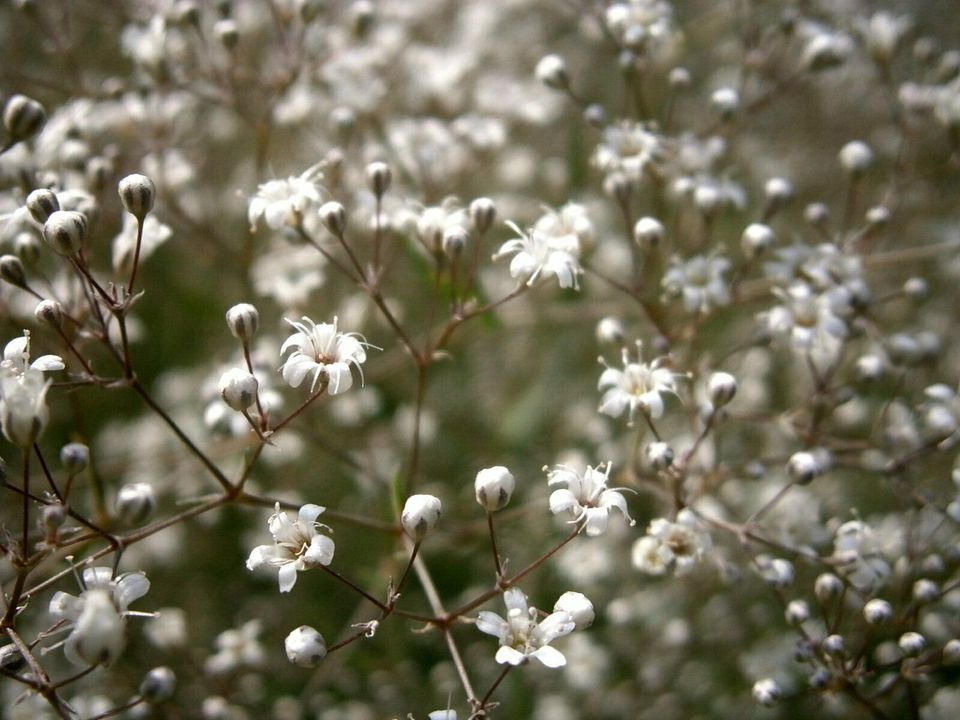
(214, 19, 239, 49)
(3, 94, 46, 144)
(401, 494, 441, 540)
(943, 638, 960, 664)
(535, 54, 569, 90)
(26, 188, 60, 224)
(366, 161, 391, 197)
(469, 197, 496, 235)
(218, 368, 259, 412)
(899, 632, 926, 656)
(285, 625, 327, 667)
(61, 442, 89, 473)
(839, 140, 874, 175)
(41, 502, 67, 533)
(741, 223, 774, 257)
(823, 634, 845, 656)
(764, 177, 794, 206)
(225, 303, 259, 341)
(787, 451, 819, 484)
(42, 210, 87, 256)
(708, 371, 737, 407)
(711, 87, 740, 117)
(15, 232, 42, 264)
(34, 299, 63, 327)
(633, 216, 665, 248)
(863, 598, 893, 624)
(583, 103, 607, 128)
(668, 66, 692, 88)
(815, 572, 844, 601)
(474, 466, 515, 512)
(319, 201, 347, 237)
(646, 441, 675, 470)
(140, 666, 176, 702)
(442, 226, 468, 259)
(804, 202, 831, 227)
(0, 255, 27, 288)
(554, 591, 594, 630)
(118, 173, 156, 221)
(752, 679, 781, 707)
(785, 599, 810, 625)
(116, 482, 157, 525)
(596, 316, 625, 345)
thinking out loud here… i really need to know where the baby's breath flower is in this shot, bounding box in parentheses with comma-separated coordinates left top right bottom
(246, 503, 335, 593)
(632, 509, 711, 576)
(493, 220, 582, 289)
(279, 316, 372, 394)
(662, 253, 731, 314)
(546, 462, 634, 536)
(598, 345, 682, 424)
(476, 588, 576, 668)
(248, 165, 324, 232)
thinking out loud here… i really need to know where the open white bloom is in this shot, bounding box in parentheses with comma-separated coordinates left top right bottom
(248, 165, 324, 231)
(832, 519, 890, 592)
(246, 503, 335, 593)
(48, 567, 150, 666)
(632, 509, 712, 576)
(533, 203, 595, 250)
(547, 462, 634, 536)
(593, 121, 665, 181)
(662, 253, 731, 314)
(476, 588, 576, 667)
(598, 346, 681, 424)
(493, 220, 582, 289)
(204, 619, 265, 675)
(279, 316, 371, 394)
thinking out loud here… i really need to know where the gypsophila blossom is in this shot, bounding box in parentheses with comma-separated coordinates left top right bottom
(632, 509, 712, 576)
(832, 519, 891, 592)
(661, 253, 731, 314)
(248, 164, 324, 232)
(476, 588, 576, 667)
(598, 345, 682, 424)
(493, 220, 582, 289)
(246, 503, 335, 593)
(204, 620, 265, 675)
(279, 316, 372, 394)
(112, 214, 172, 276)
(546, 462, 634, 536)
(48, 567, 150, 666)
(593, 121, 665, 182)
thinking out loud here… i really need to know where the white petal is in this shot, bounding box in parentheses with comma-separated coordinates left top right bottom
(30, 355, 65, 372)
(325, 363, 353, 395)
(113, 572, 150, 608)
(503, 588, 528, 614)
(298, 504, 325, 524)
(278, 562, 298, 593)
(548, 489, 579, 516)
(495, 645, 527, 666)
(583, 507, 610, 536)
(529, 645, 566, 668)
(49, 591, 81, 621)
(281, 356, 317, 388)
(246, 544, 276, 571)
(303, 534, 335, 567)
(476, 612, 507, 638)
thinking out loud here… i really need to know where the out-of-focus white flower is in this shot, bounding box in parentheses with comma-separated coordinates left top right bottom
(832, 520, 891, 592)
(48, 567, 150, 666)
(112, 214, 172, 276)
(279, 316, 372, 394)
(476, 588, 576, 667)
(632, 509, 711, 575)
(598, 346, 682, 423)
(493, 220, 582, 289)
(546, 462, 634, 536)
(855, 11, 911, 64)
(204, 619, 265, 675)
(248, 165, 324, 231)
(764, 282, 848, 367)
(534, 202, 595, 250)
(661, 253, 731, 314)
(594, 121, 664, 181)
(604, 1, 675, 55)
(246, 503, 335, 593)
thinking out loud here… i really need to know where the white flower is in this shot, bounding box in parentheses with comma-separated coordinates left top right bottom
(493, 221, 582, 289)
(246, 503, 335, 593)
(598, 346, 681, 424)
(248, 165, 324, 231)
(279, 316, 372, 394)
(48, 567, 150, 666)
(632, 509, 712, 576)
(476, 588, 575, 668)
(204, 619, 265, 675)
(662, 254, 731, 314)
(112, 214, 172, 276)
(546, 462, 634, 536)
(832, 520, 890, 592)
(593, 121, 665, 181)
(533, 203, 594, 250)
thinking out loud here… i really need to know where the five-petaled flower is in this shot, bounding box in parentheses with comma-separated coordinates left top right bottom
(598, 345, 682, 425)
(493, 220, 582, 290)
(546, 462, 634, 536)
(476, 587, 576, 667)
(246, 503, 335, 593)
(279, 316, 372, 394)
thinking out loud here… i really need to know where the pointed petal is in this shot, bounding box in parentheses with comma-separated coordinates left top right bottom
(530, 645, 566, 668)
(278, 562, 298, 593)
(298, 504, 325, 524)
(476, 612, 507, 638)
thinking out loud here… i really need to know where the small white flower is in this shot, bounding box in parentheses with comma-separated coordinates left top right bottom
(476, 588, 575, 668)
(246, 503, 335, 593)
(48, 567, 150, 666)
(493, 221, 582, 289)
(112, 214, 172, 276)
(248, 165, 324, 231)
(598, 346, 682, 424)
(632, 509, 712, 576)
(662, 254, 731, 314)
(204, 619, 265, 675)
(593, 121, 665, 181)
(279, 316, 372, 394)
(546, 462, 634, 536)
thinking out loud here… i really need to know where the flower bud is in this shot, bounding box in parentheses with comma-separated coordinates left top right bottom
(26, 188, 60, 224)
(15, 231, 42, 264)
(583, 103, 607, 128)
(785, 600, 810, 625)
(401, 494, 442, 540)
(116, 482, 157, 525)
(863, 598, 893, 624)
(764, 177, 793, 205)
(118, 174, 156, 221)
(214, 18, 239, 49)
(646, 441, 675, 470)
(365, 161, 391, 197)
(752, 678, 781, 707)
(913, 578, 940, 603)
(61, 442, 89, 473)
(815, 573, 844, 601)
(319, 201, 347, 237)
(140, 666, 176, 702)
(474, 466, 515, 512)
(668, 66, 692, 88)
(823, 634, 845, 656)
(899, 632, 926, 656)
(41, 502, 67, 534)
(787, 451, 819, 484)
(535, 54, 569, 90)
(694, 185, 721, 216)
(0, 644, 25, 672)
(596, 316, 625, 345)
(804, 202, 831, 227)
(708, 371, 737, 407)
(285, 625, 327, 667)
(711, 87, 740, 117)
(903, 277, 928, 301)
(1, 370, 50, 448)
(865, 205, 890, 228)
(839, 140, 874, 175)
(741, 223, 775, 258)
(554, 591, 594, 630)
(3, 94, 46, 144)
(34, 299, 63, 328)
(856, 353, 886, 382)
(225, 303, 259, 341)
(633, 216, 665, 248)
(0, 254, 27, 288)
(943, 638, 960, 664)
(442, 226, 468, 259)
(469, 197, 496, 235)
(42, 210, 87, 256)
(218, 368, 259, 412)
